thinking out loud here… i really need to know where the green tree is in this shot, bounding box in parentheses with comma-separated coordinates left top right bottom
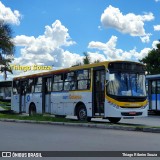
(72, 52, 101, 67)
(140, 42, 160, 75)
(94, 59, 100, 63)
(83, 52, 91, 64)
(0, 21, 14, 80)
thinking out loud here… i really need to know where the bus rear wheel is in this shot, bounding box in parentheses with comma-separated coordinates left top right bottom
(77, 105, 87, 121)
(108, 117, 121, 123)
(29, 104, 36, 116)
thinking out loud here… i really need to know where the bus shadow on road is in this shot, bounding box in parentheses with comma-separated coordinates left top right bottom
(66, 116, 146, 127)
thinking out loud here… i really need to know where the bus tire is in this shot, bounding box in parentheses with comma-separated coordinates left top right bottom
(77, 105, 87, 121)
(29, 103, 36, 116)
(108, 117, 121, 123)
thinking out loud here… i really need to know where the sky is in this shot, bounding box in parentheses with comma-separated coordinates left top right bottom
(0, 0, 160, 80)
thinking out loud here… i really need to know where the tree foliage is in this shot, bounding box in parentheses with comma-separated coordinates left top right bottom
(83, 52, 91, 64)
(140, 42, 160, 75)
(72, 52, 101, 67)
(0, 21, 14, 56)
(0, 21, 14, 80)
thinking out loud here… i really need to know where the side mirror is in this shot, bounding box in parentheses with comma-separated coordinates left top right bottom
(109, 74, 115, 81)
(106, 72, 109, 81)
(106, 73, 115, 81)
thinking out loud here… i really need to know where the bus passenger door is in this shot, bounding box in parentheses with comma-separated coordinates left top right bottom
(20, 80, 27, 113)
(12, 81, 20, 113)
(149, 80, 160, 111)
(42, 77, 52, 113)
(93, 67, 105, 116)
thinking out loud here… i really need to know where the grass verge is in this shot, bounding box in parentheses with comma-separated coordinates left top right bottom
(0, 113, 79, 123)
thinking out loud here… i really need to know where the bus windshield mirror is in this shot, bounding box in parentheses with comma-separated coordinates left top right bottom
(109, 74, 115, 81)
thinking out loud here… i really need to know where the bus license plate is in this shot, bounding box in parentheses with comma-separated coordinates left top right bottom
(129, 112, 136, 115)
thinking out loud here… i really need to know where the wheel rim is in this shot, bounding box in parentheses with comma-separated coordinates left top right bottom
(79, 108, 86, 120)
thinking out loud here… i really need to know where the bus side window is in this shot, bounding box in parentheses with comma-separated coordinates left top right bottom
(77, 69, 90, 90)
(64, 72, 76, 91)
(27, 79, 34, 93)
(46, 78, 52, 92)
(21, 80, 28, 95)
(53, 74, 63, 91)
(34, 77, 42, 93)
(151, 81, 156, 94)
(13, 81, 20, 94)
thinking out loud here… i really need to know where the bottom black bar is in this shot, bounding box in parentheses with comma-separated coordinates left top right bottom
(0, 151, 160, 157)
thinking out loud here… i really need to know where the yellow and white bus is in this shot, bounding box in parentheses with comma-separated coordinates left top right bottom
(11, 61, 148, 123)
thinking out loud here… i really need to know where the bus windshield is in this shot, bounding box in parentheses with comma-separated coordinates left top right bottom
(107, 73, 146, 97)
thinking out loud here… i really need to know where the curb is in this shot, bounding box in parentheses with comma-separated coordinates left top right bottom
(1, 118, 160, 133)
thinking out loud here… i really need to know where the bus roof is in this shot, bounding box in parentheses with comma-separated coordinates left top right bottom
(13, 60, 144, 81)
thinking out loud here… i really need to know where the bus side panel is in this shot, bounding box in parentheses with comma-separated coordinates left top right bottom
(25, 93, 31, 114)
(21, 95, 26, 112)
(51, 92, 64, 115)
(151, 94, 156, 110)
(51, 92, 92, 117)
(82, 92, 92, 117)
(45, 94, 51, 113)
(157, 94, 160, 110)
(11, 94, 20, 113)
(25, 93, 42, 114)
(32, 93, 42, 114)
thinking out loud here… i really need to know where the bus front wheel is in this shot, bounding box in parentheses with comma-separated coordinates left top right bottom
(108, 117, 121, 123)
(77, 105, 87, 121)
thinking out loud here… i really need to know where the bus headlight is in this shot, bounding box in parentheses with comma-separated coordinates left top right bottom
(141, 105, 148, 109)
(108, 101, 120, 109)
(113, 105, 120, 109)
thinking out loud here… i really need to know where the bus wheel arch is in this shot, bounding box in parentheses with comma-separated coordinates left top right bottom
(29, 103, 36, 116)
(75, 102, 91, 121)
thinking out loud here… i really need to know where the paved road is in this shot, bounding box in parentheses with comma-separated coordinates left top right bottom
(0, 121, 160, 160)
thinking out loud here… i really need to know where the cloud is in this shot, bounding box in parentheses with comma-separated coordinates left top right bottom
(88, 36, 123, 60)
(11, 20, 83, 78)
(14, 20, 76, 49)
(88, 36, 152, 61)
(152, 40, 160, 48)
(0, 1, 21, 25)
(140, 33, 152, 43)
(88, 52, 106, 63)
(14, 35, 36, 46)
(101, 5, 154, 42)
(154, 25, 160, 31)
(13, 20, 79, 71)
(44, 20, 76, 47)
(155, 0, 160, 2)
